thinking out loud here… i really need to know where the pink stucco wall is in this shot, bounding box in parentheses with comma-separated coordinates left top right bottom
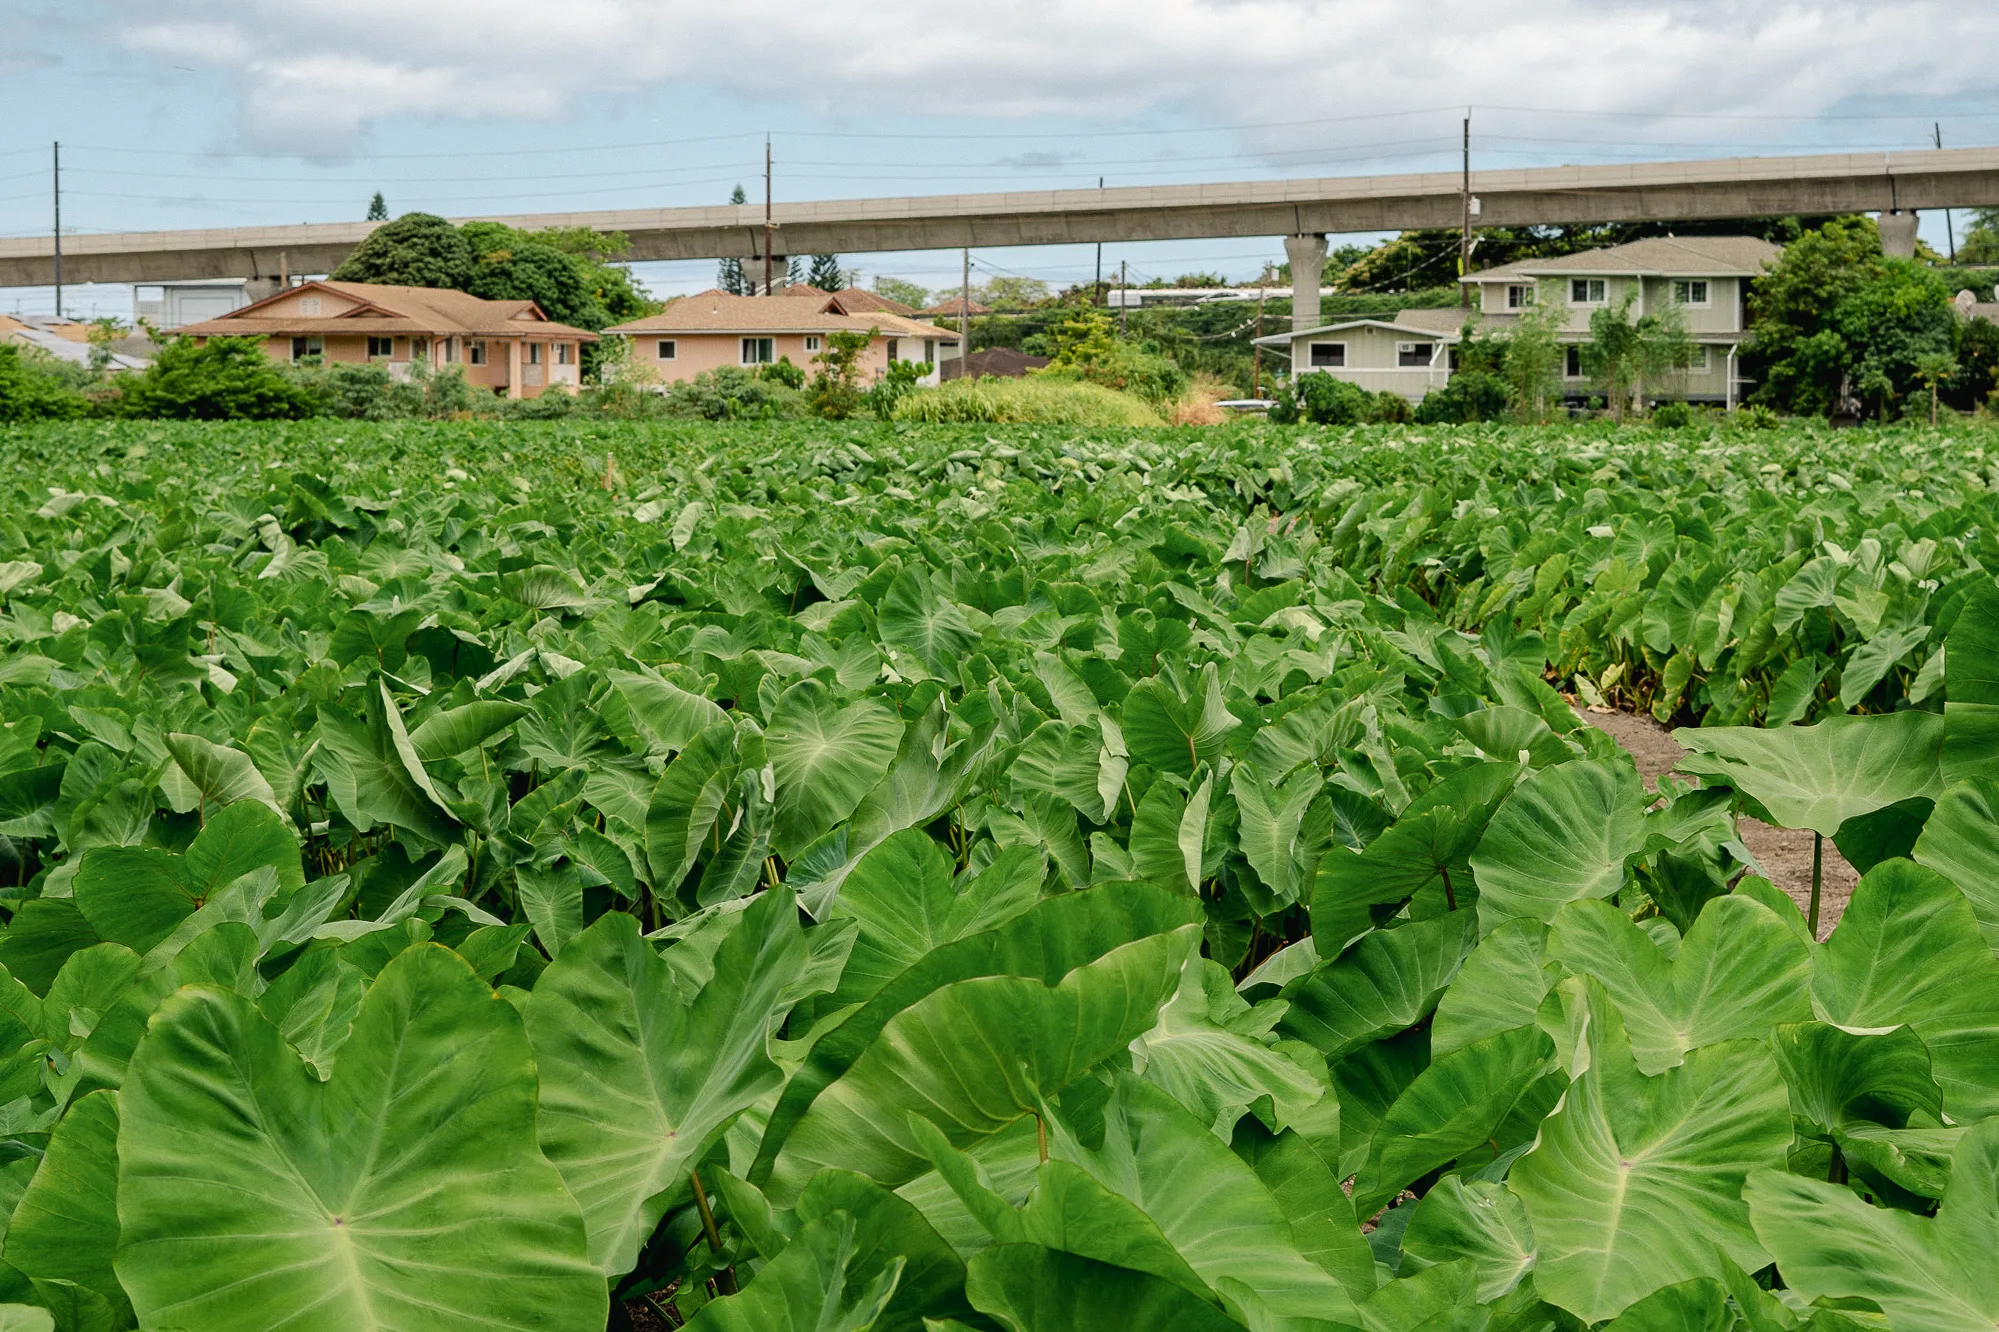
(636, 331, 937, 384)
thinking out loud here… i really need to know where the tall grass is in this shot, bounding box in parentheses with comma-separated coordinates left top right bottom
(893, 374, 1162, 426)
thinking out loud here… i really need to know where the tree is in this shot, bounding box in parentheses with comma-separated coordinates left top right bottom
(1580, 292, 1692, 419)
(976, 276, 1051, 310)
(718, 186, 750, 295)
(366, 192, 388, 221)
(1913, 351, 1957, 424)
(0, 344, 89, 422)
(808, 328, 873, 419)
(1958, 208, 1999, 265)
(1951, 316, 1999, 408)
(1748, 216, 1957, 419)
(112, 337, 319, 420)
(1497, 294, 1565, 422)
(872, 277, 929, 310)
(331, 213, 473, 288)
(806, 255, 847, 292)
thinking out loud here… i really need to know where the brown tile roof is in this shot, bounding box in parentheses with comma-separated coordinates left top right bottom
(831, 287, 918, 317)
(922, 296, 991, 317)
(176, 280, 597, 340)
(1466, 235, 1782, 282)
(606, 289, 952, 339)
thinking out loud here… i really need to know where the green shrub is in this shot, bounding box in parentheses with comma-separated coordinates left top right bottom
(761, 357, 807, 390)
(893, 374, 1161, 425)
(1651, 400, 1694, 429)
(0, 344, 91, 423)
(112, 337, 320, 420)
(660, 367, 809, 421)
(1414, 372, 1509, 424)
(1731, 403, 1781, 430)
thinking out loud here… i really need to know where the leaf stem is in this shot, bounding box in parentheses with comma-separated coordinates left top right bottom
(688, 1168, 737, 1295)
(1439, 862, 1457, 913)
(1809, 832, 1823, 938)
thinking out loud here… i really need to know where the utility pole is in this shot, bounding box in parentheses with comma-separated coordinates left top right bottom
(1252, 281, 1267, 398)
(762, 136, 774, 297)
(1119, 260, 1128, 336)
(960, 246, 971, 376)
(1459, 111, 1472, 309)
(1936, 123, 1958, 263)
(1094, 177, 1103, 304)
(51, 142, 62, 319)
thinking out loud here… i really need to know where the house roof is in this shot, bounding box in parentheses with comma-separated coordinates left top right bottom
(829, 287, 918, 316)
(0, 315, 151, 371)
(606, 289, 952, 339)
(1250, 314, 1472, 348)
(176, 280, 598, 340)
(922, 296, 991, 317)
(1464, 235, 1782, 283)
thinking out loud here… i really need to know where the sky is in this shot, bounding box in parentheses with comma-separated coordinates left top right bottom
(4, 0, 1998, 317)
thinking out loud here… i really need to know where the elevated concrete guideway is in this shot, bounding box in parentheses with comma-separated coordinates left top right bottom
(6, 145, 1996, 294)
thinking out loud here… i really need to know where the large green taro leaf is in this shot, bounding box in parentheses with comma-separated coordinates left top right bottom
(1507, 982, 1791, 1324)
(765, 680, 905, 860)
(1747, 1118, 1999, 1332)
(525, 889, 805, 1276)
(1400, 1176, 1537, 1303)
(1547, 894, 1812, 1074)
(1119, 665, 1239, 779)
(2, 1090, 125, 1323)
(1471, 758, 1650, 934)
(1810, 859, 1999, 1122)
(1770, 1021, 1956, 1199)
(751, 882, 1199, 1187)
(826, 831, 1040, 1007)
(683, 1213, 900, 1332)
(1672, 711, 1944, 837)
(766, 926, 1194, 1203)
(1430, 918, 1554, 1059)
(1913, 777, 1999, 951)
(116, 944, 605, 1332)
(1129, 956, 1328, 1139)
(965, 1243, 1246, 1332)
(1278, 911, 1477, 1063)
(1313, 761, 1518, 955)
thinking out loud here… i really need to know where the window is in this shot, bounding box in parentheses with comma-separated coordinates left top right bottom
(804, 335, 820, 352)
(1308, 342, 1345, 367)
(1690, 345, 1712, 371)
(1398, 342, 1434, 367)
(1565, 346, 1583, 377)
(555, 342, 574, 366)
(290, 336, 323, 362)
(298, 296, 322, 316)
(366, 336, 394, 360)
(1506, 284, 1535, 309)
(1570, 278, 1608, 304)
(924, 339, 936, 364)
(411, 337, 429, 361)
(469, 340, 488, 365)
(741, 337, 774, 365)
(656, 340, 677, 360)
(526, 343, 543, 366)
(1673, 279, 1711, 306)
(886, 338, 900, 362)
(441, 338, 458, 363)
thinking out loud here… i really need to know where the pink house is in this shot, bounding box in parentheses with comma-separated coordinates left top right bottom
(177, 280, 597, 399)
(606, 290, 958, 386)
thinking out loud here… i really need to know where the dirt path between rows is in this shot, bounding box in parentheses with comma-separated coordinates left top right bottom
(1579, 710, 1857, 939)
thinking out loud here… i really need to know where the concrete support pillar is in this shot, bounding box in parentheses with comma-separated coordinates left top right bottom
(506, 338, 522, 400)
(1879, 211, 1919, 259)
(242, 276, 284, 304)
(1284, 233, 1327, 376)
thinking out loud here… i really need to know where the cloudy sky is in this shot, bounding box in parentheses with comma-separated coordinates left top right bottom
(4, 0, 1995, 313)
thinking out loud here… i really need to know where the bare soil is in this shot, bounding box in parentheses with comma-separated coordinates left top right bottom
(1579, 709, 1857, 939)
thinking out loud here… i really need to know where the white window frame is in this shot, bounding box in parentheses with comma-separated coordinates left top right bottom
(1673, 279, 1712, 307)
(441, 337, 458, 363)
(1570, 278, 1608, 305)
(1307, 341, 1346, 368)
(741, 337, 774, 365)
(1690, 345, 1712, 372)
(290, 336, 323, 362)
(1397, 341, 1436, 368)
(469, 340, 488, 365)
(1506, 284, 1535, 309)
(886, 338, 900, 362)
(804, 335, 821, 352)
(656, 340, 676, 360)
(1564, 346, 1584, 378)
(366, 336, 394, 360)
(555, 342, 574, 366)
(526, 342, 543, 366)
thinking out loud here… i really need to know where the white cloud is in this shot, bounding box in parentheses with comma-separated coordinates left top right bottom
(105, 0, 1999, 159)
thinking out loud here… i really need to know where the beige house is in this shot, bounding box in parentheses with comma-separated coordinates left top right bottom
(1255, 235, 1781, 405)
(606, 290, 958, 386)
(177, 281, 597, 399)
